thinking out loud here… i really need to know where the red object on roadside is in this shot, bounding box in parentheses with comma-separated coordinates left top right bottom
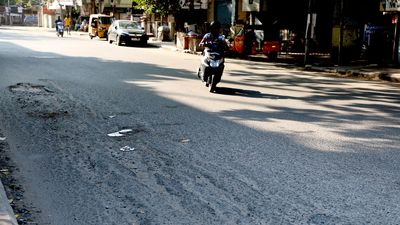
(229, 26, 281, 59)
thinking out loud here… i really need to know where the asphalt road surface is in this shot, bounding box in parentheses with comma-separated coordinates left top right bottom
(1, 26, 400, 225)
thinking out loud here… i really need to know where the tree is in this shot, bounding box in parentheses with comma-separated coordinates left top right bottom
(132, 0, 195, 15)
(132, 0, 181, 15)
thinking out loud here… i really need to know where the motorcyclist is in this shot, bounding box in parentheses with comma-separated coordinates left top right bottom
(55, 16, 62, 33)
(198, 21, 227, 83)
(199, 21, 227, 52)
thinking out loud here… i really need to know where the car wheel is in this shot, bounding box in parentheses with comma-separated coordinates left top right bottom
(117, 35, 122, 46)
(267, 52, 278, 60)
(108, 35, 113, 44)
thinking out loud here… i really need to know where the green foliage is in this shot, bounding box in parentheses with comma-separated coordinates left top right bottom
(132, 0, 182, 15)
(30, 0, 41, 6)
(1, 0, 40, 6)
(1, 0, 17, 5)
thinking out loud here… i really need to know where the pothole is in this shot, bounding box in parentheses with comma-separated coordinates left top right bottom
(27, 111, 69, 119)
(8, 83, 69, 119)
(9, 83, 52, 94)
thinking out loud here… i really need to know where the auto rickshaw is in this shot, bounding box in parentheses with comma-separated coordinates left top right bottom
(88, 14, 113, 40)
(229, 25, 281, 59)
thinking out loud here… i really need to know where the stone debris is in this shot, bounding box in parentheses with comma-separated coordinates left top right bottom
(120, 146, 135, 152)
(180, 139, 190, 143)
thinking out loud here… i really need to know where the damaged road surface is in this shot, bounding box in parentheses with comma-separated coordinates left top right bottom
(1, 27, 400, 225)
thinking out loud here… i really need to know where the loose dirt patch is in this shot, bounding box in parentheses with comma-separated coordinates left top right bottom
(9, 83, 51, 94)
(0, 133, 39, 225)
(9, 83, 70, 119)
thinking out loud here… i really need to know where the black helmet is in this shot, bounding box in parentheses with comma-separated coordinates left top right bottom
(209, 21, 221, 30)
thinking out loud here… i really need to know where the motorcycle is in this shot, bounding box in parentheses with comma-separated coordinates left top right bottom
(197, 38, 226, 93)
(56, 22, 64, 37)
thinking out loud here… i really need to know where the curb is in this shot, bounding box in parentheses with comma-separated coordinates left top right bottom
(150, 42, 202, 55)
(0, 181, 18, 225)
(307, 66, 400, 83)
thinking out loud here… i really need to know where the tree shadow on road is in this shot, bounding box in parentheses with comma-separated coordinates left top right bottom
(215, 87, 288, 100)
(1, 39, 400, 225)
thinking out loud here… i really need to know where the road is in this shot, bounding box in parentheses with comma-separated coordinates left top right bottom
(1, 26, 400, 225)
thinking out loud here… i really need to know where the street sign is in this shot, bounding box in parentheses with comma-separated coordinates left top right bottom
(242, 0, 260, 12)
(380, 0, 400, 11)
(180, 0, 208, 9)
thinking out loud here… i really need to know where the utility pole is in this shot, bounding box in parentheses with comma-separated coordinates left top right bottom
(59, 0, 63, 21)
(231, 0, 236, 26)
(392, 14, 400, 64)
(338, 0, 344, 65)
(8, 0, 11, 25)
(304, 0, 313, 65)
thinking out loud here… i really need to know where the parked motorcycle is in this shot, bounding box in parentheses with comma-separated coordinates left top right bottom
(56, 22, 64, 38)
(197, 39, 226, 93)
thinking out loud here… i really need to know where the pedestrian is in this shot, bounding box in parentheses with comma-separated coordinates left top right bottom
(243, 28, 255, 58)
(74, 18, 80, 31)
(80, 19, 87, 31)
(64, 15, 71, 35)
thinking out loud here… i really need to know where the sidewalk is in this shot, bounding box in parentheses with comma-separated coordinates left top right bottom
(148, 39, 182, 52)
(3, 26, 400, 83)
(305, 64, 400, 83)
(152, 40, 400, 83)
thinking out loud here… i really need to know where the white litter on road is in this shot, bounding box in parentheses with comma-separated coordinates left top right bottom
(107, 132, 125, 137)
(107, 129, 133, 137)
(120, 146, 135, 152)
(119, 129, 133, 134)
(0, 137, 6, 141)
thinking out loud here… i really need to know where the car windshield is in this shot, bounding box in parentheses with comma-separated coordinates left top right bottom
(99, 17, 112, 24)
(119, 21, 141, 30)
